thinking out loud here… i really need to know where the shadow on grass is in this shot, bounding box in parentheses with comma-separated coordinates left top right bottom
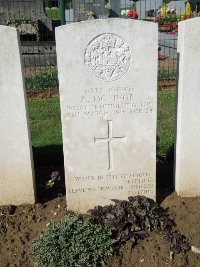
(33, 145, 64, 166)
(156, 144, 175, 204)
(32, 145, 65, 203)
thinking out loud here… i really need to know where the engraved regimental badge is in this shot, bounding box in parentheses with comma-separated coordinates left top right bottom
(84, 33, 132, 82)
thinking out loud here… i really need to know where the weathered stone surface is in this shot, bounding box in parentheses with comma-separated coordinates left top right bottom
(175, 17, 200, 197)
(0, 26, 36, 205)
(56, 19, 157, 213)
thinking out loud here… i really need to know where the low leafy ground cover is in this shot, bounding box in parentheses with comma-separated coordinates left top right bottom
(25, 68, 59, 92)
(31, 196, 191, 267)
(32, 215, 114, 267)
(158, 69, 176, 80)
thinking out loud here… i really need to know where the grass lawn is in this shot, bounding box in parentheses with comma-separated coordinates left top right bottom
(157, 91, 176, 157)
(28, 91, 176, 164)
(28, 98, 63, 165)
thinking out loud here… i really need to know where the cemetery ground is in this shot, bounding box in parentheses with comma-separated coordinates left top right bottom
(0, 91, 200, 267)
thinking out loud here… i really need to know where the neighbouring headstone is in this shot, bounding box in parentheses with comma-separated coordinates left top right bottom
(175, 17, 200, 197)
(56, 19, 157, 212)
(72, 0, 105, 20)
(0, 26, 36, 205)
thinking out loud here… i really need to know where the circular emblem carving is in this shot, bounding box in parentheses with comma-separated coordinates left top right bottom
(84, 33, 132, 82)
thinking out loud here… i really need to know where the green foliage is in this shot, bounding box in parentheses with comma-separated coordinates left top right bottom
(90, 196, 190, 253)
(28, 97, 62, 146)
(45, 7, 60, 20)
(158, 68, 176, 80)
(105, 7, 110, 16)
(8, 15, 32, 22)
(158, 15, 178, 25)
(157, 91, 176, 157)
(28, 97, 63, 165)
(25, 68, 58, 91)
(31, 215, 114, 267)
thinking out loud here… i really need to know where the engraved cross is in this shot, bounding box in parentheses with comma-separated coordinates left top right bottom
(94, 120, 126, 170)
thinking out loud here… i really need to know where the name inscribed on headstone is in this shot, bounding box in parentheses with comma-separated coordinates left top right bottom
(65, 86, 153, 119)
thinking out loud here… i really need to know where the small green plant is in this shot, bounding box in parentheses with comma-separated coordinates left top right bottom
(158, 68, 176, 80)
(25, 67, 58, 91)
(8, 15, 32, 22)
(31, 215, 114, 267)
(45, 7, 60, 20)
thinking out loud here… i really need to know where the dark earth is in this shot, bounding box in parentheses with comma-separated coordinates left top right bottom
(0, 91, 200, 267)
(1, 191, 200, 266)
(0, 164, 200, 267)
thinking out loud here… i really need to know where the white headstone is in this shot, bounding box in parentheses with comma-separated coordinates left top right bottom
(175, 17, 200, 197)
(0, 26, 36, 205)
(56, 19, 157, 213)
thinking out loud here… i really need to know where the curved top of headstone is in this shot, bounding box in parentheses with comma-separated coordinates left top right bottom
(0, 24, 17, 31)
(178, 16, 200, 25)
(56, 18, 157, 32)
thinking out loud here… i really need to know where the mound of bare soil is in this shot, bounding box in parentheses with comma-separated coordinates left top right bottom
(0, 181, 200, 267)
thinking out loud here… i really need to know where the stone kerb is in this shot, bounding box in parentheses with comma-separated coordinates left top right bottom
(0, 26, 36, 205)
(175, 17, 200, 197)
(56, 19, 158, 213)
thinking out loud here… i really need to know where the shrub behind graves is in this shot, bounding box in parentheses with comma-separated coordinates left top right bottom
(31, 215, 114, 267)
(25, 68, 58, 91)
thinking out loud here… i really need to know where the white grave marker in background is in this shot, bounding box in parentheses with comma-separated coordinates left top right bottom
(0, 26, 36, 205)
(175, 18, 200, 197)
(56, 19, 157, 212)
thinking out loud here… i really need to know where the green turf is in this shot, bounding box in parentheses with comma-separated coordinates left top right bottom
(25, 68, 58, 92)
(28, 98, 62, 147)
(28, 98, 63, 165)
(28, 91, 176, 164)
(157, 91, 176, 157)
